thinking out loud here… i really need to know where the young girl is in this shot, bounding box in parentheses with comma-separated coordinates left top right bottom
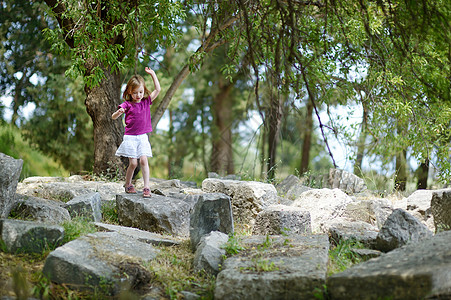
(112, 67, 161, 198)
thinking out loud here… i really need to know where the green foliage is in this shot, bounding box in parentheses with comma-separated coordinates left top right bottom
(0, 123, 69, 180)
(222, 232, 246, 256)
(101, 201, 119, 225)
(328, 239, 365, 276)
(60, 217, 97, 244)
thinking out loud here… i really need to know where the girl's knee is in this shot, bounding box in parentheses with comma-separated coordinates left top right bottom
(139, 156, 148, 167)
(128, 158, 138, 168)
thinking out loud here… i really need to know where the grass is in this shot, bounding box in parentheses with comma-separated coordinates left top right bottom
(0, 123, 69, 180)
(327, 239, 365, 276)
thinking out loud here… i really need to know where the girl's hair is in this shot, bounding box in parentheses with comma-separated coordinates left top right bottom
(122, 75, 151, 102)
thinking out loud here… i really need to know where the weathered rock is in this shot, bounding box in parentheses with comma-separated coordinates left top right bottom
(0, 218, 64, 253)
(43, 231, 158, 294)
(350, 248, 382, 261)
(94, 222, 180, 246)
(291, 188, 354, 233)
(430, 188, 451, 233)
(202, 178, 278, 226)
(327, 230, 451, 300)
(189, 193, 234, 251)
(374, 208, 433, 252)
(193, 231, 228, 275)
(116, 193, 191, 236)
(17, 178, 124, 202)
(215, 234, 329, 300)
(64, 192, 102, 222)
(328, 220, 379, 248)
(328, 168, 367, 194)
(11, 194, 71, 224)
(405, 189, 435, 232)
(252, 205, 311, 236)
(343, 198, 393, 229)
(0, 153, 23, 218)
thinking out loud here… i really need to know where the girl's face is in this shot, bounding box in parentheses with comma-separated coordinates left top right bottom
(130, 84, 144, 102)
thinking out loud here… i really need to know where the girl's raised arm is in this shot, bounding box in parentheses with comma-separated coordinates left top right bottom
(145, 67, 161, 100)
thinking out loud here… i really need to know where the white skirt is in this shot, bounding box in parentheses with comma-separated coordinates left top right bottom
(115, 134, 153, 159)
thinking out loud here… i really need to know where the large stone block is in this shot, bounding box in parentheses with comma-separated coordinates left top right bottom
(116, 193, 191, 236)
(0, 153, 23, 218)
(252, 205, 311, 235)
(0, 219, 64, 253)
(431, 188, 451, 233)
(64, 192, 102, 222)
(190, 193, 234, 251)
(202, 178, 278, 225)
(327, 230, 451, 299)
(215, 234, 329, 300)
(11, 194, 71, 224)
(375, 208, 433, 252)
(43, 232, 157, 294)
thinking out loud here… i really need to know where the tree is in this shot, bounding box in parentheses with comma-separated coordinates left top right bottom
(0, 0, 51, 126)
(42, 0, 185, 175)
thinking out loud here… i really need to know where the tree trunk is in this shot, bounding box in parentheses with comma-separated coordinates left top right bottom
(266, 92, 284, 181)
(210, 78, 234, 175)
(416, 158, 429, 189)
(300, 99, 314, 174)
(394, 149, 407, 191)
(353, 103, 368, 177)
(84, 62, 125, 176)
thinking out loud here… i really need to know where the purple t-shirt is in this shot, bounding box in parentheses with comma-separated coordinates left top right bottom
(118, 96, 153, 135)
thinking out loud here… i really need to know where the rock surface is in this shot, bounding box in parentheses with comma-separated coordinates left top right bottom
(0, 218, 64, 253)
(189, 193, 234, 251)
(202, 178, 278, 226)
(0, 153, 23, 218)
(327, 230, 451, 300)
(252, 205, 311, 235)
(193, 231, 228, 275)
(215, 234, 329, 300)
(12, 194, 71, 224)
(374, 208, 433, 252)
(116, 193, 191, 236)
(43, 231, 158, 294)
(291, 188, 354, 233)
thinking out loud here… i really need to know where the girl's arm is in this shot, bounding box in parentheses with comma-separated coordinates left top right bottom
(145, 67, 161, 100)
(112, 107, 125, 120)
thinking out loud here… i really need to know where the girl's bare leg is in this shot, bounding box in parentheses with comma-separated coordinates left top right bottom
(139, 155, 150, 189)
(125, 158, 138, 187)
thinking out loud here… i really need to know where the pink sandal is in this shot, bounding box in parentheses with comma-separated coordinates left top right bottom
(125, 184, 137, 194)
(143, 188, 151, 198)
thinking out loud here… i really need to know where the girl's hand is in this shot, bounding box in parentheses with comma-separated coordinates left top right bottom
(145, 67, 155, 75)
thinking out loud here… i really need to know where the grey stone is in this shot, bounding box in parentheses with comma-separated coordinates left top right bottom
(202, 178, 278, 226)
(328, 220, 379, 248)
(17, 180, 124, 202)
(116, 193, 191, 237)
(430, 188, 451, 233)
(291, 188, 354, 233)
(189, 193, 234, 251)
(276, 175, 302, 196)
(64, 192, 102, 222)
(0, 218, 64, 253)
(0, 153, 23, 218)
(328, 168, 367, 193)
(94, 222, 180, 246)
(252, 205, 311, 235)
(350, 248, 382, 261)
(327, 230, 451, 300)
(43, 231, 158, 294)
(11, 194, 71, 224)
(375, 208, 433, 252)
(405, 189, 435, 231)
(193, 231, 228, 275)
(215, 234, 329, 300)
